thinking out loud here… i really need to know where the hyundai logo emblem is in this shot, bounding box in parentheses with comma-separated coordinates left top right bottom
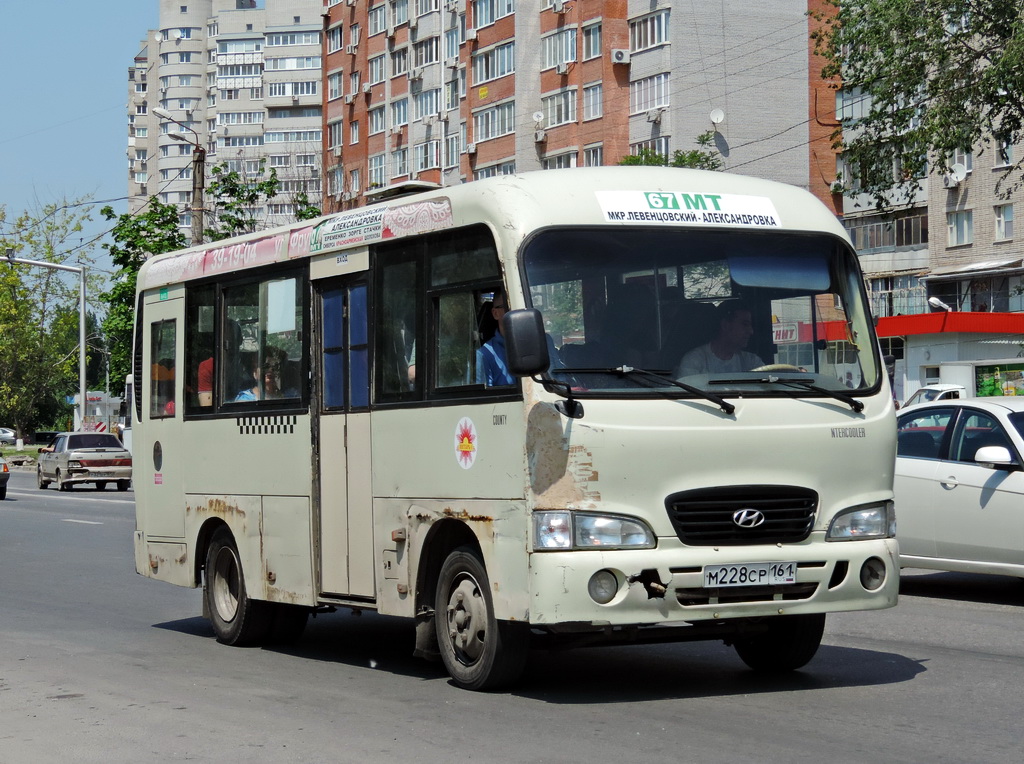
(732, 508, 765, 528)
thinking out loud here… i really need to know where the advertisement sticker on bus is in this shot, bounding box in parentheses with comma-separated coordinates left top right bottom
(597, 190, 781, 228)
(311, 199, 454, 253)
(455, 417, 477, 469)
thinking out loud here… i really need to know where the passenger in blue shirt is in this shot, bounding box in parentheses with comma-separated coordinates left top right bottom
(477, 291, 515, 386)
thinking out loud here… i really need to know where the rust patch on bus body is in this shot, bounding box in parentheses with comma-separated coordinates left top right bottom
(525, 400, 601, 508)
(186, 497, 248, 520)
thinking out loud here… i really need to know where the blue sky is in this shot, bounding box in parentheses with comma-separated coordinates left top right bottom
(0, 2, 158, 267)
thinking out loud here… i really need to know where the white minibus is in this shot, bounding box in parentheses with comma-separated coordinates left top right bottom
(132, 167, 898, 689)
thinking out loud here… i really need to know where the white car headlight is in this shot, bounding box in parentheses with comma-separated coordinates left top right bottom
(533, 511, 655, 551)
(827, 501, 895, 541)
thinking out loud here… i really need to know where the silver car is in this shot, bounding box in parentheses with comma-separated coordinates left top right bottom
(37, 432, 132, 492)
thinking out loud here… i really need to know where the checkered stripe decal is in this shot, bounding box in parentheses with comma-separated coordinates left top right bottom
(236, 415, 297, 435)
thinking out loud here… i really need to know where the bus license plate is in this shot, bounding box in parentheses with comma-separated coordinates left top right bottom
(703, 562, 797, 588)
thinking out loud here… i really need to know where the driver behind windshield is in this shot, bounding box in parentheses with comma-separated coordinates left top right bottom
(675, 301, 764, 376)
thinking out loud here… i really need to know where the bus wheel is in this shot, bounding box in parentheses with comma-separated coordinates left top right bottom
(435, 546, 529, 691)
(37, 468, 50, 490)
(204, 527, 271, 646)
(733, 613, 825, 672)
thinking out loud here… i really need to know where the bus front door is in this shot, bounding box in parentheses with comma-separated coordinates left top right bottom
(316, 279, 374, 598)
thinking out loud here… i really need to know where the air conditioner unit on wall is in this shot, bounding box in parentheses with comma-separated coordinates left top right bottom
(466, 142, 476, 155)
(552, 0, 567, 13)
(362, 83, 372, 94)
(465, 28, 477, 42)
(646, 108, 664, 123)
(611, 49, 630, 65)
(555, 62, 568, 75)
(344, 93, 354, 104)
(535, 130, 547, 143)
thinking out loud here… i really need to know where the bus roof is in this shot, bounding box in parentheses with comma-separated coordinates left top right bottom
(138, 167, 849, 291)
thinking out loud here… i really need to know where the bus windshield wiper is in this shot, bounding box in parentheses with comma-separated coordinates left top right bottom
(710, 375, 864, 413)
(608, 366, 736, 415)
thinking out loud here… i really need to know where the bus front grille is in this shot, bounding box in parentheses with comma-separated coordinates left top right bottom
(664, 485, 818, 545)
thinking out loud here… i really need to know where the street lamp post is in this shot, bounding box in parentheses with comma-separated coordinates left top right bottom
(152, 107, 206, 245)
(5, 249, 88, 430)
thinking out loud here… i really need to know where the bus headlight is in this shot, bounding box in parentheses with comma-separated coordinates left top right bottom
(827, 501, 895, 541)
(533, 511, 655, 551)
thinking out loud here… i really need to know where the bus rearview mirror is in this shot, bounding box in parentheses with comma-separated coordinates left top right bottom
(503, 309, 550, 377)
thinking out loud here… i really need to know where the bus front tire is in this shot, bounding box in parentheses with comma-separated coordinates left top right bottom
(733, 613, 825, 672)
(435, 546, 529, 691)
(204, 527, 272, 646)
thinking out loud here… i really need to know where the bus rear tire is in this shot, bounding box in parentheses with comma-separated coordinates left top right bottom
(435, 546, 529, 691)
(204, 527, 271, 646)
(733, 613, 825, 672)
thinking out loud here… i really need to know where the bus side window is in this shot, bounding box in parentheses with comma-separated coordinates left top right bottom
(436, 291, 480, 387)
(186, 286, 215, 410)
(378, 259, 419, 399)
(150, 320, 177, 418)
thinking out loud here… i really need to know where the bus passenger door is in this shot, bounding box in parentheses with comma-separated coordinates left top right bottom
(316, 278, 373, 598)
(137, 292, 185, 538)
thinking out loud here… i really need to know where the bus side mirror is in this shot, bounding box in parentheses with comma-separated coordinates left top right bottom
(503, 309, 550, 377)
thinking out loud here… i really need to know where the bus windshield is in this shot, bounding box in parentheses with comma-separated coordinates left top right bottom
(522, 227, 880, 397)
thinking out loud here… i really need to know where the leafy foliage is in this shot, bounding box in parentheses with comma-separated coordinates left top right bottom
(813, 0, 1024, 208)
(99, 200, 187, 396)
(0, 197, 99, 435)
(618, 132, 724, 171)
(292, 192, 322, 221)
(205, 160, 281, 241)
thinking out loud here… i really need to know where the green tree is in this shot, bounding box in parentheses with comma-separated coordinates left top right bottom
(293, 191, 322, 221)
(813, 0, 1024, 209)
(205, 159, 281, 241)
(99, 200, 188, 396)
(0, 196, 99, 436)
(618, 132, 724, 171)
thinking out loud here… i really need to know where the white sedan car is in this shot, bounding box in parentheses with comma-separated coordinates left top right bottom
(895, 397, 1024, 578)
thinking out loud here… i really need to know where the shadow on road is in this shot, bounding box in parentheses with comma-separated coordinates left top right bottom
(899, 569, 1024, 607)
(154, 609, 925, 701)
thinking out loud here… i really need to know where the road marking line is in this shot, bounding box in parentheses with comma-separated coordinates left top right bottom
(62, 519, 103, 525)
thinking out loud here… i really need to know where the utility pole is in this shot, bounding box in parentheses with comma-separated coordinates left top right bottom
(152, 107, 205, 245)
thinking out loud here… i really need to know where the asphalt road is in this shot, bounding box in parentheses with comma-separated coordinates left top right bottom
(1, 467, 1022, 763)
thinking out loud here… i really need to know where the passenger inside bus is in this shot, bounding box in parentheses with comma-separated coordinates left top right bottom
(476, 290, 515, 386)
(675, 301, 765, 376)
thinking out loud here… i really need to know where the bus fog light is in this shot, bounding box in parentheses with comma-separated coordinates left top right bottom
(860, 557, 886, 591)
(588, 569, 619, 604)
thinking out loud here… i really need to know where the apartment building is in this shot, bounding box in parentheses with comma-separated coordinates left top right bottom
(128, 0, 325, 239)
(322, 0, 841, 212)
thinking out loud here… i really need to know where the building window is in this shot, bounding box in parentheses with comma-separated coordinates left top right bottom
(328, 72, 344, 100)
(391, 47, 409, 76)
(266, 32, 320, 46)
(327, 26, 343, 53)
(952, 147, 973, 172)
(582, 82, 602, 120)
(417, 0, 440, 15)
(369, 54, 386, 83)
(947, 210, 974, 246)
(393, 0, 409, 26)
(369, 5, 387, 35)
(995, 204, 1014, 240)
(630, 10, 670, 52)
(543, 152, 577, 170)
(584, 144, 603, 167)
(542, 89, 576, 127)
(369, 154, 386, 188)
(328, 120, 344, 148)
(350, 121, 360, 145)
(582, 23, 602, 60)
(392, 98, 409, 126)
(413, 37, 439, 67)
(415, 140, 440, 171)
(392, 148, 409, 177)
(369, 106, 386, 135)
(414, 88, 441, 119)
(996, 136, 1014, 167)
(630, 73, 670, 114)
(472, 41, 515, 85)
(472, 101, 515, 141)
(542, 28, 577, 69)
(472, 0, 514, 27)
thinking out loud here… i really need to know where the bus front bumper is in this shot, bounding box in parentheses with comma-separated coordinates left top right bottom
(527, 536, 899, 629)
